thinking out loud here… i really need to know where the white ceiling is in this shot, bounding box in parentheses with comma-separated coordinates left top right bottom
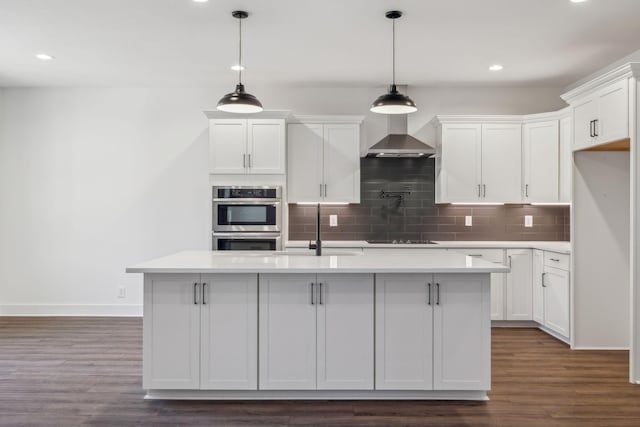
(1, 0, 640, 88)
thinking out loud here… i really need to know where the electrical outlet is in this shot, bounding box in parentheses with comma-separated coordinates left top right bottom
(524, 215, 533, 228)
(465, 216, 473, 227)
(118, 287, 126, 299)
(329, 214, 338, 227)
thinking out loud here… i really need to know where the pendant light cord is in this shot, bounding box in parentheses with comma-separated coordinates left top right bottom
(392, 17, 395, 86)
(238, 16, 243, 84)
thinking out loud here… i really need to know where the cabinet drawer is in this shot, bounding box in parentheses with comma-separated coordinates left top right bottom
(543, 252, 569, 270)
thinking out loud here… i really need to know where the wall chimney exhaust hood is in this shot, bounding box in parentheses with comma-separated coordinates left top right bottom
(366, 114, 435, 158)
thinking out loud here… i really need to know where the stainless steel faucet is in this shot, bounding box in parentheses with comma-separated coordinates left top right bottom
(308, 203, 322, 256)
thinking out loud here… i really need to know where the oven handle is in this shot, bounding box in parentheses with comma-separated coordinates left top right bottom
(212, 232, 282, 238)
(213, 199, 281, 204)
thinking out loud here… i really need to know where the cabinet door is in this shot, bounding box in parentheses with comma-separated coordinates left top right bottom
(572, 97, 597, 151)
(481, 124, 522, 203)
(316, 274, 374, 390)
(200, 274, 257, 390)
(323, 124, 361, 203)
(209, 119, 247, 174)
(247, 119, 285, 174)
(287, 123, 324, 203)
(596, 79, 629, 144)
(441, 124, 482, 202)
(543, 266, 570, 338)
(259, 274, 317, 390)
(558, 116, 572, 203)
(523, 120, 559, 203)
(433, 274, 491, 390)
(375, 274, 433, 390)
(143, 274, 200, 390)
(461, 249, 505, 321)
(506, 249, 533, 321)
(532, 250, 545, 324)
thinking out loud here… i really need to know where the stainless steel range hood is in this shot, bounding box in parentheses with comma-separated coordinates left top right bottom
(366, 114, 435, 158)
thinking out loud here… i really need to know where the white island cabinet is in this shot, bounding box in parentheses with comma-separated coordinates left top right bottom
(128, 251, 506, 400)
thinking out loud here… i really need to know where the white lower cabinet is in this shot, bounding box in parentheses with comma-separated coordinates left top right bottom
(532, 250, 545, 324)
(505, 249, 533, 320)
(259, 273, 374, 390)
(533, 251, 571, 340)
(453, 249, 505, 321)
(376, 273, 491, 391)
(143, 273, 258, 390)
(375, 275, 433, 390)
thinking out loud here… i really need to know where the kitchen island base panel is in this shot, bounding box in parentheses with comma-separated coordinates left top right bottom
(144, 390, 489, 401)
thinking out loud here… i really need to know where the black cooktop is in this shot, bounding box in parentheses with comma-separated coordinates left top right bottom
(366, 240, 437, 245)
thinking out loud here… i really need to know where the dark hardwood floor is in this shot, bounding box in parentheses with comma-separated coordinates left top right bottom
(1, 317, 639, 426)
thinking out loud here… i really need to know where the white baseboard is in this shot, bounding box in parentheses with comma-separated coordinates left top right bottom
(0, 304, 142, 317)
(571, 346, 630, 351)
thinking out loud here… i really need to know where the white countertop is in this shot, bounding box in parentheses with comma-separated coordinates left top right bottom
(126, 250, 509, 274)
(285, 240, 571, 254)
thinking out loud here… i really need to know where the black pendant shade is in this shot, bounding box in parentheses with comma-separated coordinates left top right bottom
(370, 11, 417, 115)
(217, 84, 263, 114)
(370, 84, 417, 114)
(217, 10, 263, 114)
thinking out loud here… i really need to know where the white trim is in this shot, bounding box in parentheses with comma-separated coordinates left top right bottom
(203, 110, 291, 120)
(432, 115, 524, 125)
(288, 115, 365, 124)
(491, 320, 538, 328)
(537, 324, 570, 345)
(561, 62, 640, 103)
(144, 389, 488, 401)
(0, 304, 143, 317)
(571, 346, 630, 351)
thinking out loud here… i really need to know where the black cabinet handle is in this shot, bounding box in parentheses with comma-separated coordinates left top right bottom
(428, 283, 432, 305)
(319, 283, 323, 305)
(310, 283, 315, 305)
(593, 119, 599, 137)
(193, 283, 198, 305)
(202, 283, 207, 305)
(436, 283, 440, 305)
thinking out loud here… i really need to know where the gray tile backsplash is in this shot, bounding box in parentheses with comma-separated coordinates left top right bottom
(288, 158, 570, 242)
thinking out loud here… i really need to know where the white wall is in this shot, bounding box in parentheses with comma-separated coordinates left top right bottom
(0, 85, 563, 315)
(572, 152, 630, 349)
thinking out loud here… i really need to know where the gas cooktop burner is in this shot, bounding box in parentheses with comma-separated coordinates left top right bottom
(366, 239, 437, 245)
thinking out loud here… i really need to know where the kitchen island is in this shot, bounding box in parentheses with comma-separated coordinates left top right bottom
(127, 250, 508, 400)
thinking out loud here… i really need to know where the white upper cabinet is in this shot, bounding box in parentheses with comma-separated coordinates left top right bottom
(288, 116, 363, 204)
(435, 118, 521, 203)
(481, 124, 522, 203)
(595, 79, 629, 145)
(246, 119, 286, 174)
(523, 120, 559, 203)
(323, 124, 361, 203)
(562, 70, 631, 151)
(207, 115, 287, 175)
(439, 124, 482, 203)
(209, 120, 248, 174)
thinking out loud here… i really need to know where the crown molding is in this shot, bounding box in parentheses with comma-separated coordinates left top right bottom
(288, 115, 365, 124)
(204, 110, 291, 120)
(431, 115, 524, 126)
(561, 62, 640, 103)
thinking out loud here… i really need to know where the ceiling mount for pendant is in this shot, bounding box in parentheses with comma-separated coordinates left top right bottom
(217, 10, 263, 114)
(370, 10, 417, 115)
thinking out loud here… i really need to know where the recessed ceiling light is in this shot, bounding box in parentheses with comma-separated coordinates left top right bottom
(35, 53, 54, 60)
(192, 0, 208, 3)
(489, 64, 504, 71)
(231, 64, 245, 71)
(570, 0, 588, 3)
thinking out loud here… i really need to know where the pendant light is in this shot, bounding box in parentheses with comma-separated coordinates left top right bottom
(370, 11, 417, 115)
(217, 10, 263, 114)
